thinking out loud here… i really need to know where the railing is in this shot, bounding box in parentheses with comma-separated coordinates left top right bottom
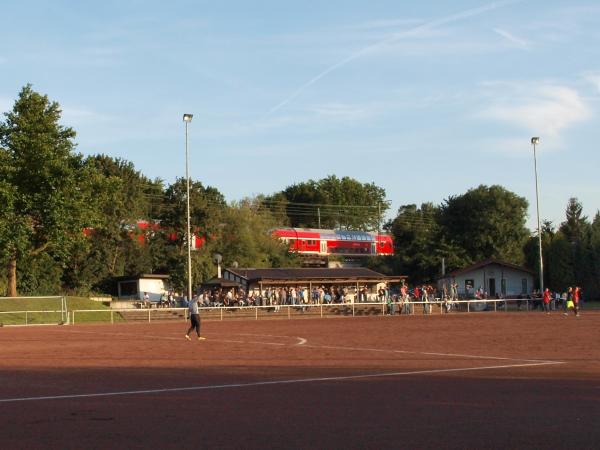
(0, 310, 66, 326)
(68, 298, 548, 325)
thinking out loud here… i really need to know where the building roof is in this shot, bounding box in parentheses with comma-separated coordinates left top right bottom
(201, 277, 241, 288)
(225, 267, 405, 284)
(115, 273, 170, 281)
(441, 259, 534, 278)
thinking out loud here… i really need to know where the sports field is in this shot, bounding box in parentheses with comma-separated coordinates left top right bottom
(1, 312, 599, 449)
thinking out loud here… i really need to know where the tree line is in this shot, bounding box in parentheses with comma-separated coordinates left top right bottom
(370, 189, 600, 299)
(1, 86, 599, 299)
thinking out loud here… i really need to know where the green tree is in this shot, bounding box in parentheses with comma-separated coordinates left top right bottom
(557, 198, 592, 292)
(265, 175, 388, 230)
(0, 85, 98, 296)
(587, 213, 600, 299)
(63, 155, 165, 294)
(386, 203, 468, 283)
(216, 198, 299, 269)
(524, 220, 555, 290)
(559, 198, 589, 244)
(157, 178, 227, 291)
(439, 185, 529, 264)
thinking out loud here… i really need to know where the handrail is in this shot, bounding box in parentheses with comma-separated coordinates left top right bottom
(67, 297, 544, 324)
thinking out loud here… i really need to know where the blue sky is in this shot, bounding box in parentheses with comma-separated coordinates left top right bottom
(1, 0, 599, 230)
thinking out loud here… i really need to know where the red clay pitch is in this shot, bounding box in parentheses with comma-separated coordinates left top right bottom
(1, 312, 599, 449)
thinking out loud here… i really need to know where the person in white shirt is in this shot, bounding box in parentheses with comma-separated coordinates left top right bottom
(185, 297, 206, 341)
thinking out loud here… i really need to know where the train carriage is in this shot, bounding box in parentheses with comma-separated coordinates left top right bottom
(272, 228, 394, 258)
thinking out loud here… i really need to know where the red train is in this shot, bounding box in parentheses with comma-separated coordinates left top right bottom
(84, 220, 206, 249)
(85, 222, 394, 258)
(272, 228, 394, 257)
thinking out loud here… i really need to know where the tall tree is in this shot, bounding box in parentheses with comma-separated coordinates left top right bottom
(560, 198, 589, 244)
(63, 155, 165, 294)
(0, 85, 97, 296)
(558, 198, 592, 290)
(386, 203, 468, 283)
(157, 178, 227, 291)
(216, 198, 299, 270)
(265, 175, 388, 230)
(439, 185, 529, 264)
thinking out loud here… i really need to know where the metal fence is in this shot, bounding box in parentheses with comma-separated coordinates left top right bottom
(0, 296, 68, 326)
(68, 297, 552, 325)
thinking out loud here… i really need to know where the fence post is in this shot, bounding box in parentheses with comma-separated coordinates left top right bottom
(288, 306, 291, 319)
(25, 311, 28, 325)
(72, 311, 75, 325)
(148, 309, 151, 323)
(467, 301, 470, 313)
(255, 306, 258, 320)
(494, 301, 497, 312)
(505, 300, 508, 312)
(220, 308, 223, 321)
(320, 304, 323, 318)
(111, 310, 114, 324)
(352, 302, 355, 317)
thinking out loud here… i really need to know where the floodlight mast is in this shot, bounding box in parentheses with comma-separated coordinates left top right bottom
(531, 136, 543, 293)
(183, 113, 193, 303)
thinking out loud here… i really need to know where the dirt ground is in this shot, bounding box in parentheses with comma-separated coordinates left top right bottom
(1, 311, 599, 449)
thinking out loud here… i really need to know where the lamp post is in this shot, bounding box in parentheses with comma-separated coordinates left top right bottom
(531, 136, 543, 293)
(183, 113, 193, 302)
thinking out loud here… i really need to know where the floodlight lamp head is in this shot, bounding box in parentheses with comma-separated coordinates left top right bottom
(183, 114, 193, 122)
(531, 137, 540, 145)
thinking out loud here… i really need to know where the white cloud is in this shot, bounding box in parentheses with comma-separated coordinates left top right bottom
(492, 28, 530, 49)
(478, 82, 591, 140)
(582, 71, 600, 94)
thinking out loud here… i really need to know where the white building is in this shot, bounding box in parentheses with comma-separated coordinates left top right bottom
(437, 259, 534, 298)
(116, 274, 170, 301)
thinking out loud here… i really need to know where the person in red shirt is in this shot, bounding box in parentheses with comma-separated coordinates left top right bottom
(543, 288, 551, 314)
(573, 286, 581, 317)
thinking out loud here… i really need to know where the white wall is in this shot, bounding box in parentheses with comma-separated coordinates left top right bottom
(138, 279, 168, 301)
(439, 264, 533, 297)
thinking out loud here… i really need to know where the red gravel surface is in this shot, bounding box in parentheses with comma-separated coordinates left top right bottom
(1, 312, 599, 449)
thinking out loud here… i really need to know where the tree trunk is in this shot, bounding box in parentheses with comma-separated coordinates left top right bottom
(7, 257, 17, 297)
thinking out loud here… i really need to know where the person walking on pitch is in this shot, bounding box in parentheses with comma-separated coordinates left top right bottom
(185, 296, 206, 341)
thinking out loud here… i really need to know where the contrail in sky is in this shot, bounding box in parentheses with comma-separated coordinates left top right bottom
(266, 0, 523, 116)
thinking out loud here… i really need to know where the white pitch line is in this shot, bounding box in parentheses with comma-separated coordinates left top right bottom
(0, 360, 563, 404)
(304, 344, 557, 364)
(48, 328, 556, 364)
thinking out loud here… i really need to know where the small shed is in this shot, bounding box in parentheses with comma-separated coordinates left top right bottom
(116, 274, 170, 301)
(437, 259, 534, 298)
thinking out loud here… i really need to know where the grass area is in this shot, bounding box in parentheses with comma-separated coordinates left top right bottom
(0, 296, 115, 325)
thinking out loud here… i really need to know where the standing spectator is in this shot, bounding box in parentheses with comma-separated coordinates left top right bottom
(564, 287, 573, 316)
(143, 292, 151, 308)
(421, 286, 430, 314)
(573, 286, 581, 317)
(543, 288, 551, 315)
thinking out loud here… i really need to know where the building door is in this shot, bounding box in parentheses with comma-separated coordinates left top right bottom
(488, 278, 496, 297)
(320, 240, 327, 255)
